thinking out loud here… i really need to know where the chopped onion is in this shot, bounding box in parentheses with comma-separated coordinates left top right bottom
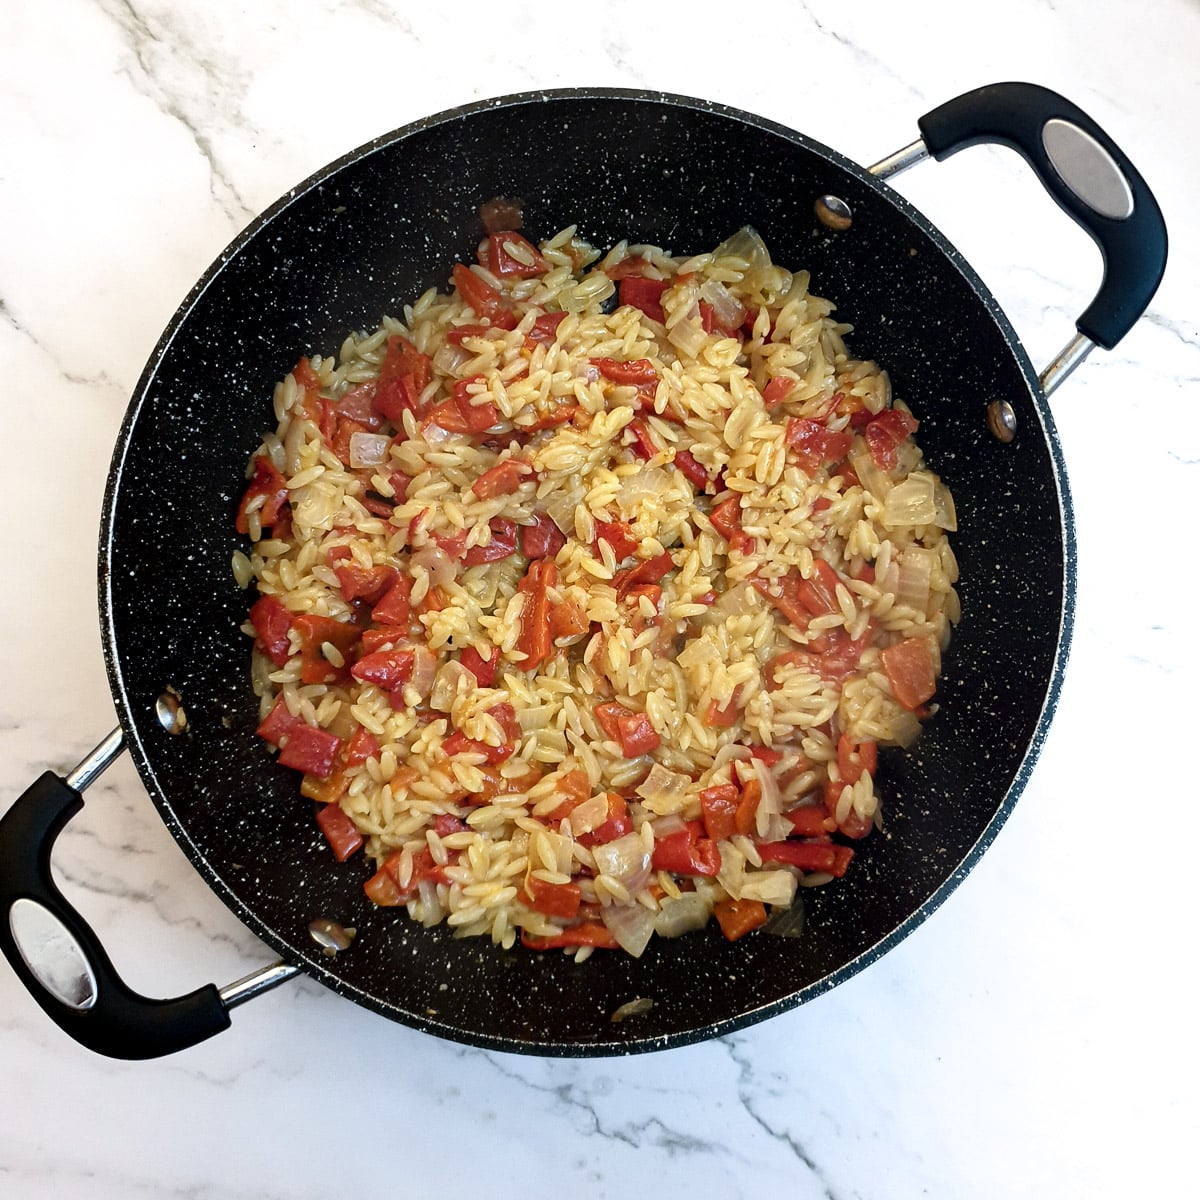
(568, 792, 610, 838)
(616, 465, 674, 511)
(711, 226, 771, 271)
(649, 813, 688, 839)
(933, 478, 958, 531)
(408, 645, 438, 700)
(653, 892, 710, 938)
(699, 279, 745, 333)
(411, 543, 456, 589)
(542, 476, 587, 534)
(882, 473, 936, 528)
(433, 342, 472, 374)
(348, 431, 390, 469)
(749, 756, 788, 843)
(895, 546, 935, 612)
(635, 764, 692, 815)
(283, 412, 307, 475)
(740, 868, 798, 907)
(591, 831, 653, 892)
(422, 420, 456, 447)
(667, 314, 707, 359)
(848, 445, 889, 501)
(430, 660, 475, 713)
(601, 902, 656, 957)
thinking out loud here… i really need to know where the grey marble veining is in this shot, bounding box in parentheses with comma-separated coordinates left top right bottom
(1, 0, 1197, 1197)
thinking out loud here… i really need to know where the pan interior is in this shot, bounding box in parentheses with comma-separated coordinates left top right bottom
(100, 91, 1070, 1054)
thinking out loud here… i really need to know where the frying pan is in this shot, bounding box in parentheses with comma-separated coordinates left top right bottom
(0, 83, 1166, 1058)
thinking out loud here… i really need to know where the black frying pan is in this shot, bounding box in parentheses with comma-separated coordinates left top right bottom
(0, 83, 1166, 1058)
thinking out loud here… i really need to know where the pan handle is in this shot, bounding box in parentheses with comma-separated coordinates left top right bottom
(0, 732, 232, 1059)
(912, 81, 1167, 353)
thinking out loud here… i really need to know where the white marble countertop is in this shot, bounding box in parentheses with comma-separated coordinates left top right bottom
(2, 1, 1196, 1196)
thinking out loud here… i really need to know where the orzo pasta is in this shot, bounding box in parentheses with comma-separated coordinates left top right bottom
(235, 225, 959, 958)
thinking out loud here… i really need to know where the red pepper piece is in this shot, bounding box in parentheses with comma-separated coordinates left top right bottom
(762, 376, 795, 408)
(864, 407, 919, 470)
(516, 560, 556, 669)
(612, 551, 674, 598)
(521, 875, 582, 920)
(256, 695, 299, 746)
(713, 898, 768, 941)
(249, 594, 292, 667)
(373, 336, 433, 423)
(370, 573, 412, 626)
(619, 276, 669, 324)
(708, 496, 741, 539)
(482, 231, 549, 278)
(441, 731, 514, 764)
(785, 417, 854, 475)
(785, 805, 835, 838)
(700, 783, 741, 842)
(471, 459, 532, 500)
(591, 357, 658, 386)
(625, 417, 658, 460)
(334, 562, 398, 606)
(578, 792, 632, 848)
(452, 263, 517, 329)
(757, 840, 855, 876)
(236, 455, 290, 535)
(344, 726, 381, 768)
(459, 643, 499, 687)
(593, 519, 638, 562)
(703, 687, 741, 728)
(351, 648, 415, 691)
(461, 517, 519, 566)
(880, 635, 937, 711)
(315, 804, 363, 862)
(652, 821, 720, 877)
(520, 513, 566, 560)
(527, 310, 567, 346)
(292, 614, 361, 685)
(278, 722, 342, 778)
(521, 922, 620, 951)
(615, 710, 660, 758)
(673, 449, 709, 490)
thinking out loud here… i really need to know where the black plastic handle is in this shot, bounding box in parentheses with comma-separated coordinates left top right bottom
(917, 82, 1167, 350)
(0, 770, 231, 1059)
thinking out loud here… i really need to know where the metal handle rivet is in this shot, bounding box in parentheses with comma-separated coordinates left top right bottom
(814, 194, 853, 231)
(987, 399, 1017, 443)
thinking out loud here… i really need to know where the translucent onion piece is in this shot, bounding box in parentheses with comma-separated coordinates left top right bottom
(635, 763, 692, 815)
(882, 473, 936, 528)
(430, 660, 475, 713)
(601, 902, 657, 958)
(667, 315, 708, 359)
(739, 868, 798, 907)
(568, 792, 610, 838)
(592, 831, 653, 890)
(933, 478, 958, 531)
(711, 226, 771, 271)
(617, 465, 674, 512)
(411, 543, 456, 589)
(349, 431, 390, 469)
(408, 645, 439, 699)
(699, 279, 745, 332)
(749, 755, 788, 842)
(896, 547, 936, 612)
(653, 892, 711, 938)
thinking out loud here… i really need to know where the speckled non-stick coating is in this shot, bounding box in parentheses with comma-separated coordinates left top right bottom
(99, 90, 1074, 1055)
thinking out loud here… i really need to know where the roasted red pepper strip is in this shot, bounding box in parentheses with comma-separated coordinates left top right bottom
(373, 335, 433, 423)
(256, 695, 299, 746)
(785, 417, 853, 475)
(315, 804, 364, 862)
(520, 513, 566, 559)
(441, 731, 514, 764)
(351, 648, 414, 691)
(278, 722, 342, 778)
(713, 898, 768, 941)
(700, 783, 741, 842)
(371, 573, 412, 626)
(652, 821, 720, 877)
(292, 614, 361, 685)
(521, 875, 582, 920)
(757, 840, 855, 877)
(462, 517, 519, 566)
(334, 562, 398, 606)
(880, 635, 937, 710)
(619, 276, 669, 324)
(762, 376, 795, 407)
(708, 496, 741, 539)
(459, 643, 499, 687)
(591, 357, 658, 386)
(673, 449, 709, 490)
(593, 519, 638, 562)
(526, 310, 567, 346)
(521, 922, 619, 951)
(249, 594, 292, 667)
(471, 459, 532, 500)
(865, 407, 919, 470)
(236, 455, 290, 535)
(612, 551, 674, 598)
(482, 231, 549, 278)
(615, 710, 660, 757)
(516, 560, 556, 669)
(452, 262, 517, 328)
(578, 792, 632, 848)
